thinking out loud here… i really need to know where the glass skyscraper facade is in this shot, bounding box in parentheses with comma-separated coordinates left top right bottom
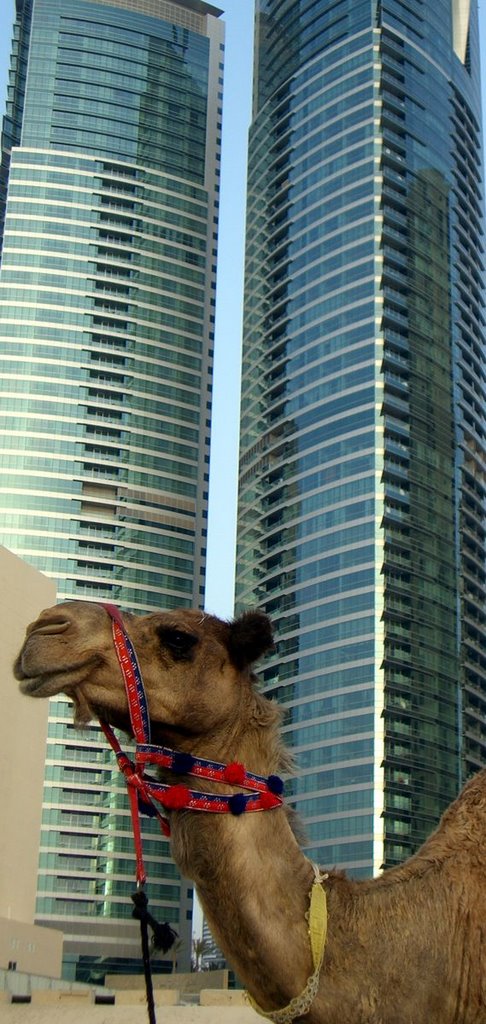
(236, 0, 485, 878)
(0, 0, 223, 979)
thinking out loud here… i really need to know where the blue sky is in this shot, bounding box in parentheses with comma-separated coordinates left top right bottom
(202, 1, 254, 619)
(0, 0, 484, 622)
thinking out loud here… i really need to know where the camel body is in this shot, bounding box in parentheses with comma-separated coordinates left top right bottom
(14, 601, 486, 1024)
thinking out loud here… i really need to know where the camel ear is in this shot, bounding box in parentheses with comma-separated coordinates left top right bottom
(228, 611, 274, 670)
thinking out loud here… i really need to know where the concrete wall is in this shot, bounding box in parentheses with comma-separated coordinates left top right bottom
(0, 992, 262, 1023)
(0, 546, 56, 926)
(106, 969, 229, 992)
(0, 919, 62, 979)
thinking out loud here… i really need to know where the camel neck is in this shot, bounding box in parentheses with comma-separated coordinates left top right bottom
(171, 807, 316, 1011)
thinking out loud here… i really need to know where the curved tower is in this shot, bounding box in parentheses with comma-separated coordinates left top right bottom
(0, 0, 223, 979)
(237, 0, 485, 877)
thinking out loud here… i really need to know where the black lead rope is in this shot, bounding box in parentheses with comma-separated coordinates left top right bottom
(132, 890, 157, 1024)
(131, 889, 178, 1024)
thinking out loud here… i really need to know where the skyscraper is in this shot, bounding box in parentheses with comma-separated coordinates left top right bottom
(236, 0, 485, 879)
(0, 0, 223, 979)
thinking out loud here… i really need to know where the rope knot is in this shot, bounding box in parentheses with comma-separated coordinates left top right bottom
(131, 888, 150, 922)
(131, 890, 178, 955)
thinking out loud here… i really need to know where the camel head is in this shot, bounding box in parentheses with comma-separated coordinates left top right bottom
(14, 601, 275, 757)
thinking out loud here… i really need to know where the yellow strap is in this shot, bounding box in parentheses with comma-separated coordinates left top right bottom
(308, 865, 327, 969)
(246, 862, 328, 1023)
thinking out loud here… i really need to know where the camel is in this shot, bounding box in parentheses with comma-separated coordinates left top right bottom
(13, 600, 486, 1024)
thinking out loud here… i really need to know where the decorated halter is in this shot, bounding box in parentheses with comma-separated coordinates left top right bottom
(99, 604, 328, 1024)
(99, 603, 284, 887)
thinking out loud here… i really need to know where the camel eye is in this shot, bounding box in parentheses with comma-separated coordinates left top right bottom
(157, 627, 198, 661)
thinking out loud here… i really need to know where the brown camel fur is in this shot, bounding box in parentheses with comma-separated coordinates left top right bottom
(14, 601, 486, 1024)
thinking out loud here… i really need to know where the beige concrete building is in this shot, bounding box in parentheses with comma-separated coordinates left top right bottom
(0, 546, 61, 977)
(0, 919, 62, 979)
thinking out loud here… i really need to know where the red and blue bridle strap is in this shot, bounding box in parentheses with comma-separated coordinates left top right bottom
(135, 743, 284, 797)
(99, 717, 283, 886)
(100, 602, 153, 885)
(98, 603, 284, 886)
(99, 720, 171, 827)
(102, 603, 151, 745)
